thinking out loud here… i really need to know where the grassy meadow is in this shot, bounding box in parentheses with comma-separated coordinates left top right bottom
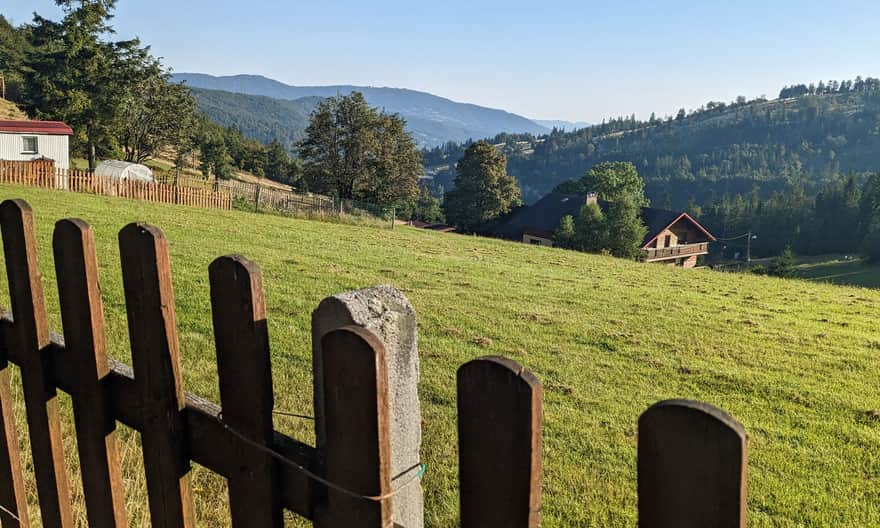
(798, 258, 880, 289)
(1, 184, 879, 527)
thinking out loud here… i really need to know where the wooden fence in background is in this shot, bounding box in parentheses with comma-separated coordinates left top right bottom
(0, 198, 749, 527)
(0, 161, 232, 211)
(217, 179, 337, 215)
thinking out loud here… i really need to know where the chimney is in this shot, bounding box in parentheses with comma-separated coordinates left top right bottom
(585, 192, 598, 206)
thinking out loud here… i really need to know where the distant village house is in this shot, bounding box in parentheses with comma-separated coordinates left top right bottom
(0, 120, 73, 171)
(494, 192, 716, 267)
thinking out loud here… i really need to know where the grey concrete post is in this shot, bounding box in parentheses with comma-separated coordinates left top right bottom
(312, 285, 423, 528)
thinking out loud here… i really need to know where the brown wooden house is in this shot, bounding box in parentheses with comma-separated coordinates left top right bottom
(493, 192, 716, 267)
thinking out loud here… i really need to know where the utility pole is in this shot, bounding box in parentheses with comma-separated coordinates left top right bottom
(746, 230, 752, 263)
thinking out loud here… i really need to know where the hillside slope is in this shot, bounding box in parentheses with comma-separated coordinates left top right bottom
(1, 184, 879, 526)
(173, 72, 550, 147)
(425, 86, 880, 204)
(0, 98, 26, 120)
(189, 87, 320, 151)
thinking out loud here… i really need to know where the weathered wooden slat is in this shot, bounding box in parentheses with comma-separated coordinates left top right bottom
(314, 326, 392, 528)
(0, 366, 29, 528)
(1, 316, 319, 519)
(638, 399, 747, 528)
(118, 223, 195, 528)
(209, 255, 283, 527)
(53, 218, 129, 526)
(0, 199, 74, 528)
(457, 356, 542, 528)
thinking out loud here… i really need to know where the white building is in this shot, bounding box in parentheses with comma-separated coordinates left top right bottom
(0, 120, 73, 170)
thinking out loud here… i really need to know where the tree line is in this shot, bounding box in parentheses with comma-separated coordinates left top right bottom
(779, 77, 880, 99)
(694, 173, 880, 262)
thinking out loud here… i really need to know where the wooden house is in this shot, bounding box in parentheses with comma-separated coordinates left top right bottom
(493, 192, 716, 267)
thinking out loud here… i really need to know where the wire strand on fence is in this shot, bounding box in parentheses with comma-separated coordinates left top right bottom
(216, 411, 425, 502)
(0, 504, 20, 522)
(272, 410, 315, 420)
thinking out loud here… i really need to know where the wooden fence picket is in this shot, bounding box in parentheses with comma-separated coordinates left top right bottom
(118, 223, 195, 528)
(0, 336, 28, 528)
(315, 327, 393, 528)
(637, 399, 747, 528)
(457, 356, 542, 528)
(0, 199, 74, 528)
(209, 255, 283, 527)
(53, 219, 129, 526)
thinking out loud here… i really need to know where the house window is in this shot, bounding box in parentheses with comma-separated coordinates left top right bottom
(664, 235, 672, 247)
(22, 136, 38, 154)
(530, 239, 542, 245)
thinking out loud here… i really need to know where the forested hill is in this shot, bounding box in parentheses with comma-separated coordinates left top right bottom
(424, 78, 880, 205)
(188, 88, 321, 151)
(173, 73, 550, 147)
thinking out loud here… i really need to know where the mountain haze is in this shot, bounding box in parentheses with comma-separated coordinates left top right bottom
(533, 119, 591, 131)
(172, 73, 549, 147)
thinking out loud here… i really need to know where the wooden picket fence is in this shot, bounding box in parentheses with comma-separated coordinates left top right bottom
(216, 179, 338, 215)
(0, 198, 750, 527)
(0, 161, 232, 211)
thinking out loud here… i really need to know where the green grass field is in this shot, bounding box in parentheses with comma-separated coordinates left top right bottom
(798, 258, 880, 289)
(1, 184, 880, 527)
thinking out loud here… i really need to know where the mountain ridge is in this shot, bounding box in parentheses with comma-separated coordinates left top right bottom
(172, 72, 550, 147)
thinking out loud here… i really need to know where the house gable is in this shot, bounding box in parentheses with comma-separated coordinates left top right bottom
(641, 212, 716, 249)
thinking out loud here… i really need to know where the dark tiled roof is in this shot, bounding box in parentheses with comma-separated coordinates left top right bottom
(492, 193, 586, 240)
(493, 192, 713, 246)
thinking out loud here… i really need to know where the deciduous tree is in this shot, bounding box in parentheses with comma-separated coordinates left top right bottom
(299, 92, 421, 209)
(443, 142, 521, 231)
(117, 72, 197, 163)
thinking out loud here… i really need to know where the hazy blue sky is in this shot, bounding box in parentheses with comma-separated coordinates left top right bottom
(6, 1, 880, 122)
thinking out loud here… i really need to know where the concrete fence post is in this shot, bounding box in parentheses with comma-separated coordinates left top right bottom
(312, 285, 423, 528)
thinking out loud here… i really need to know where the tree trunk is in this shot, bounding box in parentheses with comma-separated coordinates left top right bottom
(87, 137, 97, 171)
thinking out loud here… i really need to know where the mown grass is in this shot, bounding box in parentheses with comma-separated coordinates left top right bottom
(1, 184, 879, 527)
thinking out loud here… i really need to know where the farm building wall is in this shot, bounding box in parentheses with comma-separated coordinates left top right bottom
(523, 233, 553, 246)
(0, 133, 70, 170)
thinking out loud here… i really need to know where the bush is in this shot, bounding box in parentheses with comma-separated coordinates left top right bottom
(862, 229, 880, 263)
(757, 246, 797, 278)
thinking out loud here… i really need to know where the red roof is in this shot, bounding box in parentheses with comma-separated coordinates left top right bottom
(0, 120, 74, 135)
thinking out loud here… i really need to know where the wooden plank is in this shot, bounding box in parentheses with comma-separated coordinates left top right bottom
(0, 199, 74, 528)
(0, 367, 29, 528)
(53, 218, 128, 526)
(314, 326, 392, 528)
(209, 255, 282, 527)
(118, 223, 195, 528)
(457, 356, 542, 528)
(638, 399, 747, 528)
